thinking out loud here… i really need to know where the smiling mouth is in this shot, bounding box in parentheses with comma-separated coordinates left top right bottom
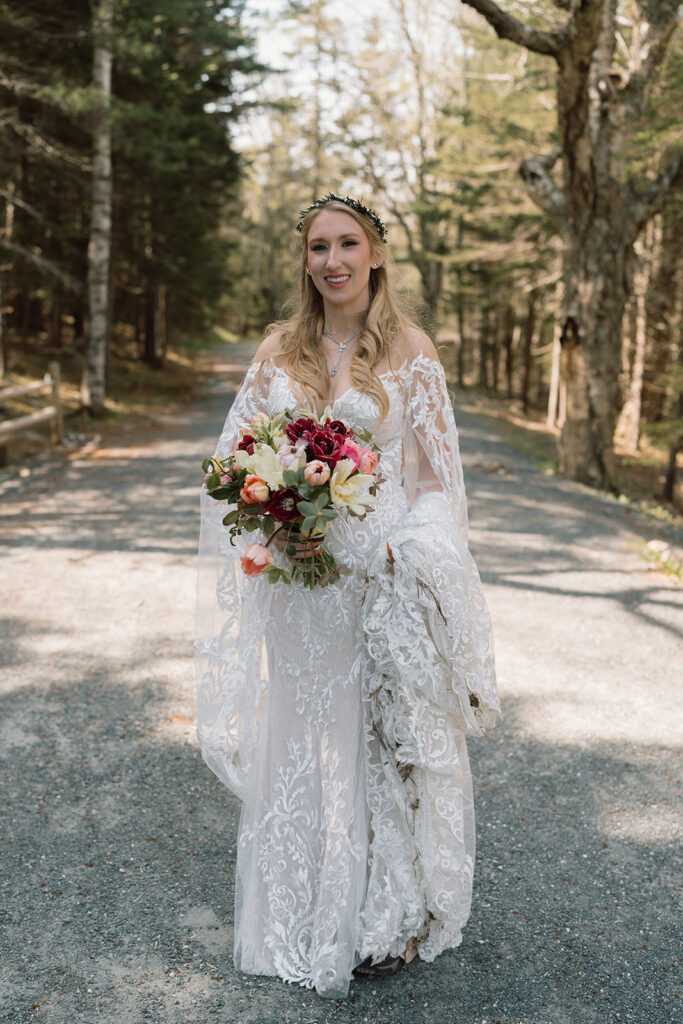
(325, 275, 350, 284)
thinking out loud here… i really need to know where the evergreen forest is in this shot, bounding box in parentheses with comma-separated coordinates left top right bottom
(1, 0, 681, 509)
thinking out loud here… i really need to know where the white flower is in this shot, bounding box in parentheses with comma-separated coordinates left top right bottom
(235, 444, 285, 489)
(329, 458, 374, 515)
(271, 428, 288, 449)
(277, 444, 307, 471)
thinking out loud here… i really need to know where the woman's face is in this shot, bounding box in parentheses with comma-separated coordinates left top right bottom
(305, 208, 380, 315)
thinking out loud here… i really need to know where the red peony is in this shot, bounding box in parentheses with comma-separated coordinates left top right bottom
(237, 433, 256, 455)
(324, 418, 352, 437)
(309, 428, 345, 466)
(267, 487, 302, 522)
(286, 417, 317, 443)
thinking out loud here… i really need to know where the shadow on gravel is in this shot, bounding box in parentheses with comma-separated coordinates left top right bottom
(0, 666, 677, 1024)
(465, 470, 683, 643)
(0, 368, 678, 1024)
(0, 451, 201, 558)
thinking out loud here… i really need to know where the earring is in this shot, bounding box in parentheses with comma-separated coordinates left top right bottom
(306, 268, 311, 275)
(373, 263, 380, 268)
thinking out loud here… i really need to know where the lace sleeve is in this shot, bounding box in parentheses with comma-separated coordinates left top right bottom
(401, 351, 468, 531)
(363, 348, 501, 736)
(194, 359, 276, 801)
(214, 360, 273, 457)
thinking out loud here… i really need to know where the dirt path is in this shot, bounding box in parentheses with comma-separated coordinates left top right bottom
(1, 345, 680, 1024)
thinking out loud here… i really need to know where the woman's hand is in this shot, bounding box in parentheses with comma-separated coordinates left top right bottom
(269, 526, 333, 585)
(270, 526, 322, 563)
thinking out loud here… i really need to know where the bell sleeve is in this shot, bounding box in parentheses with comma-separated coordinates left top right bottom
(364, 350, 501, 738)
(194, 360, 276, 802)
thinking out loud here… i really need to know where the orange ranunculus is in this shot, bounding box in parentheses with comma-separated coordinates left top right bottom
(240, 475, 270, 503)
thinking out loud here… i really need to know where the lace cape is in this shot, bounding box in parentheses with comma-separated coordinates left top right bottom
(194, 348, 501, 994)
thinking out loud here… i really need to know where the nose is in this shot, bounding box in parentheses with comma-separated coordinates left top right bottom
(325, 246, 342, 270)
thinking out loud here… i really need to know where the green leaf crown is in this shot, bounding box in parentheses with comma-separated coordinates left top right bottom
(296, 193, 388, 243)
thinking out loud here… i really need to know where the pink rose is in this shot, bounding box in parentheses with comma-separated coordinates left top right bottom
(303, 459, 330, 485)
(358, 447, 379, 474)
(338, 439, 361, 469)
(240, 475, 270, 503)
(220, 472, 233, 486)
(241, 542, 274, 577)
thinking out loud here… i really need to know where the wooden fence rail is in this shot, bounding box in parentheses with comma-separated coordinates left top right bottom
(0, 361, 63, 446)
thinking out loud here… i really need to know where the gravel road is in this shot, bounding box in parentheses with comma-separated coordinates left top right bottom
(1, 343, 680, 1024)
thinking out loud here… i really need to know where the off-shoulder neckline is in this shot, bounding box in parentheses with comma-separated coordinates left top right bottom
(249, 351, 442, 409)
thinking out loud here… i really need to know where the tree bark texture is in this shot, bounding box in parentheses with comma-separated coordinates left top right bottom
(521, 289, 536, 415)
(547, 320, 562, 427)
(82, 0, 113, 414)
(0, 180, 17, 376)
(462, 0, 683, 489)
(642, 209, 681, 422)
(615, 224, 654, 450)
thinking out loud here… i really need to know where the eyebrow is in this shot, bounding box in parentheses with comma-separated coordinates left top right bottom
(308, 232, 362, 243)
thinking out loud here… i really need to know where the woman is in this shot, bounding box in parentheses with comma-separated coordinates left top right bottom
(195, 193, 501, 999)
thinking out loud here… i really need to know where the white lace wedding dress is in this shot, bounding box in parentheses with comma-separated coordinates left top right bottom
(194, 338, 500, 998)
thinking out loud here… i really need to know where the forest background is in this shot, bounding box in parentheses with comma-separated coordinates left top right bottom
(1, 0, 681, 514)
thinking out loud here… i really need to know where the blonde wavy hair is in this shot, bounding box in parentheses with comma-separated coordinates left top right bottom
(264, 199, 413, 422)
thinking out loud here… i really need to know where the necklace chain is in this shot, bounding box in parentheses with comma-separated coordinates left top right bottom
(322, 326, 362, 377)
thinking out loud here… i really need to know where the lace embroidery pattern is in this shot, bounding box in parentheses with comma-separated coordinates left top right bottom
(195, 351, 500, 997)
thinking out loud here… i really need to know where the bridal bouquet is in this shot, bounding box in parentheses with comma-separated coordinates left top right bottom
(202, 408, 381, 588)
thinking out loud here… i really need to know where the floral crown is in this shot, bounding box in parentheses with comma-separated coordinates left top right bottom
(296, 193, 388, 243)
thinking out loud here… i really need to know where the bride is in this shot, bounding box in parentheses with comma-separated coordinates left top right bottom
(194, 192, 501, 998)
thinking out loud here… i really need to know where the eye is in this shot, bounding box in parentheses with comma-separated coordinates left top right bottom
(310, 244, 326, 252)
(342, 240, 359, 247)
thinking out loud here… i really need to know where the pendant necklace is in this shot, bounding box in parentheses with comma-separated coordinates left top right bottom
(323, 326, 362, 377)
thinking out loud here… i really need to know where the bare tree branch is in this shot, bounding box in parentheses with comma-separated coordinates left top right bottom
(0, 239, 82, 292)
(0, 69, 73, 114)
(6, 118, 91, 171)
(459, 0, 561, 58)
(0, 189, 45, 225)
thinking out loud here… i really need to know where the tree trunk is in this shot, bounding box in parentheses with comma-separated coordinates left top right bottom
(547, 319, 562, 427)
(502, 304, 515, 399)
(490, 309, 501, 392)
(462, 0, 682, 490)
(0, 180, 17, 377)
(643, 210, 679, 423)
(417, 256, 443, 320)
(143, 284, 167, 368)
(455, 214, 466, 388)
(521, 289, 536, 414)
(615, 226, 652, 450)
(662, 388, 682, 505)
(478, 304, 490, 389)
(82, 0, 113, 414)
